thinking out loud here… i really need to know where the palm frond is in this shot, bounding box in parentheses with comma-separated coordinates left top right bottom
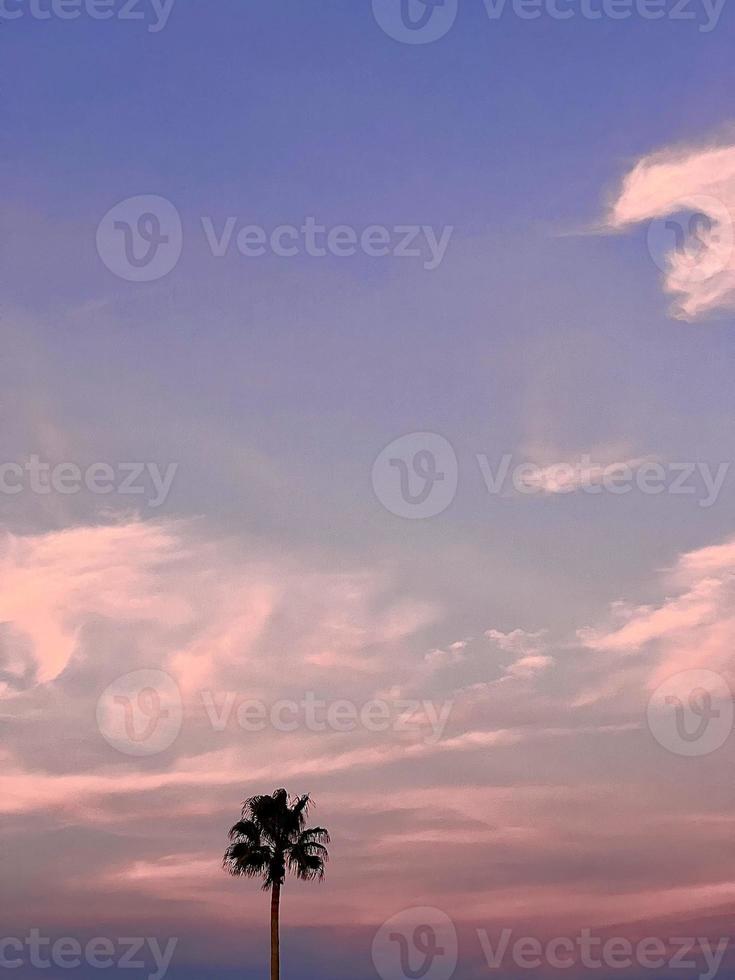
(228, 819, 262, 843)
(297, 826, 330, 845)
(287, 846, 326, 882)
(244, 789, 291, 845)
(223, 841, 272, 879)
(224, 788, 329, 890)
(289, 794, 312, 831)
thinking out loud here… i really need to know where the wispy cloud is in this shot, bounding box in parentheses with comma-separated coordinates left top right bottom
(580, 535, 735, 692)
(607, 137, 735, 320)
(6, 516, 735, 937)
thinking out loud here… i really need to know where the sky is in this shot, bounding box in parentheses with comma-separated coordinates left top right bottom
(2, 1, 735, 979)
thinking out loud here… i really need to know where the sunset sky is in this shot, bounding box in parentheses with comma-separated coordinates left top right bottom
(3, 2, 735, 978)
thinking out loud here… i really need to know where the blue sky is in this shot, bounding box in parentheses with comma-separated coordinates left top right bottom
(3, 2, 735, 979)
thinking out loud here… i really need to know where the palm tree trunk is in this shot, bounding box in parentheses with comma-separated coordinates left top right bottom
(270, 882, 281, 980)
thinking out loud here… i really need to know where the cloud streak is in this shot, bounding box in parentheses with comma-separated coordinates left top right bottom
(5, 517, 735, 947)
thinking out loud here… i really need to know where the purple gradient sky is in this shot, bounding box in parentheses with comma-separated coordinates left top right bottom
(3, 2, 735, 979)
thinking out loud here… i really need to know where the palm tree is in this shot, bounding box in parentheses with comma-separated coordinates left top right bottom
(223, 788, 330, 980)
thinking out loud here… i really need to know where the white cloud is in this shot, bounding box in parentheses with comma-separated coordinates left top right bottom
(607, 139, 735, 320)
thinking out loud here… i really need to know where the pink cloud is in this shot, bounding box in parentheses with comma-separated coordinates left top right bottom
(0, 519, 439, 697)
(581, 535, 735, 689)
(0, 521, 188, 685)
(6, 518, 735, 939)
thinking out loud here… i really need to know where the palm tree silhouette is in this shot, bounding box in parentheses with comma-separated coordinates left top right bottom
(223, 788, 330, 980)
